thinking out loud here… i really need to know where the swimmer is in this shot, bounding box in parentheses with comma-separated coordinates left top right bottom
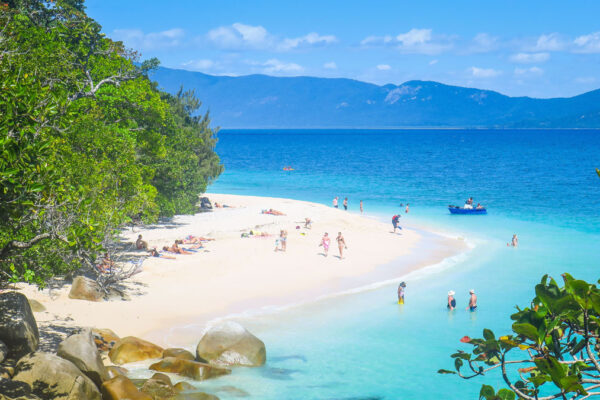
(466, 289, 477, 311)
(447, 290, 456, 310)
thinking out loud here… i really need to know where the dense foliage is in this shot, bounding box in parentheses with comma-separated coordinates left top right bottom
(0, 0, 222, 286)
(440, 274, 600, 400)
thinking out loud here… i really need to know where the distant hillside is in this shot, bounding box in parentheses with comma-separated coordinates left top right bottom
(150, 67, 600, 128)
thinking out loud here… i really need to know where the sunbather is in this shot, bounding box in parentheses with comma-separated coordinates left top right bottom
(97, 252, 114, 273)
(182, 235, 215, 244)
(136, 234, 148, 250)
(149, 248, 176, 259)
(262, 209, 286, 216)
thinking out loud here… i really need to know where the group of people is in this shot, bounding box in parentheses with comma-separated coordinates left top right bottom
(463, 197, 484, 210)
(447, 289, 478, 312)
(319, 232, 347, 259)
(135, 234, 214, 259)
(332, 197, 364, 213)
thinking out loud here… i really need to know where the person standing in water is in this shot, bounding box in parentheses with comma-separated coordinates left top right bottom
(397, 281, 406, 304)
(319, 232, 331, 257)
(336, 232, 347, 259)
(360, 200, 363, 213)
(405, 203, 410, 213)
(343, 197, 348, 210)
(467, 289, 477, 311)
(512, 234, 518, 247)
(447, 290, 456, 310)
(333, 197, 338, 208)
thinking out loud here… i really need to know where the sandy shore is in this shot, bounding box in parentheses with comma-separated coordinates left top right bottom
(18, 194, 466, 347)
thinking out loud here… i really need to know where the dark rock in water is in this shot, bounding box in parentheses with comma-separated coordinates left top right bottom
(140, 373, 175, 400)
(0, 292, 39, 360)
(108, 336, 164, 365)
(259, 367, 300, 381)
(196, 321, 266, 367)
(214, 385, 250, 397)
(163, 348, 196, 361)
(0, 377, 33, 398)
(57, 328, 109, 387)
(0, 340, 7, 364)
(101, 375, 152, 400)
(13, 352, 101, 399)
(27, 300, 45, 313)
(68, 276, 104, 302)
(149, 357, 231, 381)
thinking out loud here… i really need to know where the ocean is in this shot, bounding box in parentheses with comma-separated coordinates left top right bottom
(197, 129, 600, 399)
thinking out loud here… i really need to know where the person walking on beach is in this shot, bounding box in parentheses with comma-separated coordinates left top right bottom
(397, 281, 406, 304)
(343, 197, 348, 210)
(360, 200, 363, 213)
(333, 197, 338, 208)
(467, 289, 477, 311)
(336, 232, 347, 259)
(405, 203, 410, 213)
(319, 232, 331, 257)
(447, 290, 456, 310)
(278, 230, 287, 252)
(392, 214, 401, 233)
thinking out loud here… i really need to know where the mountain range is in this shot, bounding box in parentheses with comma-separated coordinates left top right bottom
(150, 67, 600, 129)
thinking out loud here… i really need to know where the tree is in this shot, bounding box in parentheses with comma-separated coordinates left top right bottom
(439, 274, 600, 400)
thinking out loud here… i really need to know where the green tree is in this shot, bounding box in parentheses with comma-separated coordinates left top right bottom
(440, 274, 600, 400)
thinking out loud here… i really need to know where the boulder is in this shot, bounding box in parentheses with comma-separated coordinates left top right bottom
(0, 292, 39, 359)
(140, 373, 175, 399)
(27, 300, 45, 313)
(91, 328, 120, 352)
(163, 348, 196, 361)
(68, 276, 103, 302)
(108, 336, 163, 365)
(101, 375, 152, 400)
(12, 352, 101, 400)
(0, 377, 33, 398)
(106, 366, 128, 379)
(0, 340, 7, 363)
(57, 329, 108, 387)
(149, 357, 231, 381)
(196, 322, 266, 367)
(173, 381, 195, 393)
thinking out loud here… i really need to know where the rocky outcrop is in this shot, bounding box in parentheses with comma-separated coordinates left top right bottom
(108, 337, 163, 365)
(101, 375, 152, 400)
(0, 340, 7, 364)
(0, 292, 39, 360)
(106, 366, 128, 379)
(68, 276, 103, 302)
(140, 373, 175, 399)
(175, 393, 219, 400)
(26, 300, 45, 313)
(92, 328, 120, 352)
(196, 322, 266, 367)
(149, 357, 231, 381)
(163, 348, 196, 361)
(56, 329, 108, 387)
(12, 352, 101, 400)
(0, 377, 33, 398)
(173, 381, 195, 393)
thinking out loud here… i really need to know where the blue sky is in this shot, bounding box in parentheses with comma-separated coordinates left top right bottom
(86, 0, 600, 98)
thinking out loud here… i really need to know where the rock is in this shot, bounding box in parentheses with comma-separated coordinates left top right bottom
(106, 366, 128, 379)
(68, 276, 104, 302)
(196, 322, 266, 367)
(0, 292, 39, 360)
(57, 329, 108, 387)
(149, 357, 231, 381)
(108, 336, 163, 365)
(173, 381, 195, 393)
(174, 393, 219, 400)
(0, 340, 7, 363)
(199, 197, 213, 211)
(91, 328, 120, 352)
(0, 377, 32, 398)
(214, 385, 250, 397)
(26, 300, 45, 313)
(101, 375, 152, 400)
(140, 373, 175, 399)
(163, 348, 196, 361)
(12, 352, 101, 400)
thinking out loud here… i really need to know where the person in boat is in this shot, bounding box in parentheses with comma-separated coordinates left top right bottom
(447, 290, 456, 310)
(464, 199, 474, 209)
(397, 281, 406, 304)
(392, 214, 401, 233)
(476, 203, 484, 210)
(467, 289, 477, 311)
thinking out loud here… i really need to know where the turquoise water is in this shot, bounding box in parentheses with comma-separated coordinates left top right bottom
(200, 129, 600, 399)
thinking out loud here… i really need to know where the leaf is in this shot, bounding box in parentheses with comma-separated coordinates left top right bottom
(479, 385, 495, 400)
(512, 323, 539, 342)
(483, 329, 495, 341)
(437, 369, 456, 374)
(497, 389, 516, 400)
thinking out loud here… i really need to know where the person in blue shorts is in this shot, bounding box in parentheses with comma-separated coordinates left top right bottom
(467, 289, 477, 311)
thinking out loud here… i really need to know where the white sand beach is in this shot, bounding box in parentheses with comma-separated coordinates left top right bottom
(18, 194, 466, 347)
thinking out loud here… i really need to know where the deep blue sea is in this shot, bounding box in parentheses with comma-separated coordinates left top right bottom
(198, 130, 600, 399)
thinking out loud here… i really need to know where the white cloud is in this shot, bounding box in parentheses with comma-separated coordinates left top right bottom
(532, 33, 566, 51)
(429, 59, 438, 65)
(573, 32, 600, 53)
(514, 66, 544, 76)
(182, 59, 215, 71)
(361, 28, 452, 55)
(469, 33, 499, 53)
(323, 61, 337, 69)
(469, 67, 502, 78)
(112, 28, 185, 50)
(261, 59, 303, 74)
(574, 77, 596, 84)
(510, 52, 550, 63)
(279, 33, 337, 50)
(377, 64, 391, 71)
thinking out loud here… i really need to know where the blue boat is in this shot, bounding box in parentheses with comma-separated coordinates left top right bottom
(448, 206, 487, 215)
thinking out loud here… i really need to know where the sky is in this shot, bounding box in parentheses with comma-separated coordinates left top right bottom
(85, 0, 600, 98)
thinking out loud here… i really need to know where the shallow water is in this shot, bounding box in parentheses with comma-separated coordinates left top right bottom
(164, 129, 600, 399)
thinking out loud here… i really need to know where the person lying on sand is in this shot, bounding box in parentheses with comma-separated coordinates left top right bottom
(214, 202, 234, 208)
(250, 230, 272, 237)
(162, 244, 193, 255)
(183, 235, 215, 244)
(175, 239, 203, 249)
(149, 248, 176, 259)
(262, 208, 286, 216)
(304, 217, 312, 229)
(136, 234, 148, 250)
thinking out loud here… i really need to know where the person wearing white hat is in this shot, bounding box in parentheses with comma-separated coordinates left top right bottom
(447, 290, 456, 310)
(467, 289, 478, 312)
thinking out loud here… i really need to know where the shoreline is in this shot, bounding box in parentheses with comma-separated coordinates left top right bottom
(17, 193, 469, 349)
